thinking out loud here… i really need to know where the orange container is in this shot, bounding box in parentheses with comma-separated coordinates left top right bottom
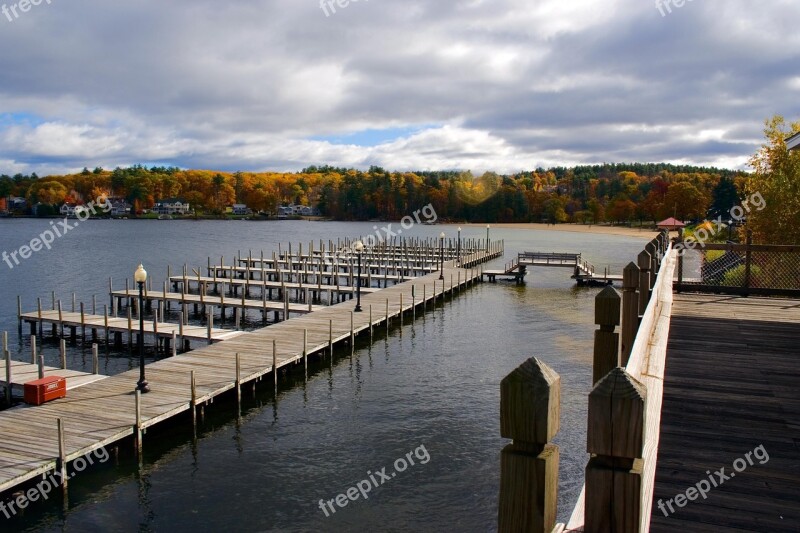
(23, 376, 66, 405)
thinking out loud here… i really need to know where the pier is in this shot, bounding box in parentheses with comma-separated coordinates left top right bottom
(482, 251, 622, 285)
(497, 231, 800, 532)
(0, 237, 503, 496)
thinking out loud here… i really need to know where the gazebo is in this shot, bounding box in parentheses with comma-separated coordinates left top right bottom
(656, 217, 685, 231)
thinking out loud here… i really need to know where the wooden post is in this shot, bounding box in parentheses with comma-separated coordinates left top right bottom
(594, 286, 621, 385)
(637, 250, 652, 316)
(744, 229, 753, 294)
(498, 358, 560, 533)
(329, 319, 334, 358)
(38, 354, 44, 379)
(207, 307, 213, 345)
(350, 311, 355, 347)
(92, 344, 99, 375)
(171, 331, 177, 357)
(60, 338, 67, 369)
(235, 352, 241, 411)
(31, 334, 37, 364)
(272, 339, 278, 391)
(5, 344, 12, 405)
(190, 370, 197, 435)
(585, 368, 646, 533)
(620, 262, 640, 366)
(57, 418, 68, 489)
(303, 328, 308, 378)
(676, 228, 684, 292)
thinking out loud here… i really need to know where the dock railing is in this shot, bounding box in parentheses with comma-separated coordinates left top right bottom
(675, 229, 800, 297)
(498, 230, 675, 533)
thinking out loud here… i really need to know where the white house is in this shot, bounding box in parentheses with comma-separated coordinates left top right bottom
(60, 204, 79, 217)
(788, 131, 800, 152)
(154, 198, 190, 215)
(231, 204, 252, 216)
(110, 200, 131, 216)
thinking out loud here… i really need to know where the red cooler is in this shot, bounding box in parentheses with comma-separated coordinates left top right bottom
(24, 376, 67, 405)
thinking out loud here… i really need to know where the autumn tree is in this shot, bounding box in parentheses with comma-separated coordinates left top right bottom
(745, 115, 800, 244)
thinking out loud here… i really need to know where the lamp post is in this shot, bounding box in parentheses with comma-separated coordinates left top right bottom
(439, 232, 445, 280)
(354, 240, 364, 312)
(134, 264, 150, 393)
(457, 226, 462, 266)
(486, 224, 490, 252)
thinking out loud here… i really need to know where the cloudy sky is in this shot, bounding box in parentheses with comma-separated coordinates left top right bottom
(0, 0, 798, 176)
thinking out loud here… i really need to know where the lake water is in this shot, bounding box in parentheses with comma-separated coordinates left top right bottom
(0, 219, 650, 532)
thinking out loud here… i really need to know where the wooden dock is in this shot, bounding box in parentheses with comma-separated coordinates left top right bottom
(1, 360, 108, 392)
(650, 294, 800, 532)
(0, 240, 503, 497)
(19, 310, 248, 346)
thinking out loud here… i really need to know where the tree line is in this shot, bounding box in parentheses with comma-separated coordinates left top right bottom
(1, 115, 797, 245)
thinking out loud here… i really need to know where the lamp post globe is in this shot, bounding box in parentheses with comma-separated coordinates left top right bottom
(354, 240, 364, 312)
(134, 264, 150, 393)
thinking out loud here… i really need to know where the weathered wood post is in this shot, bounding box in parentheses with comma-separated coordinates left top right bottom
(4, 336, 12, 405)
(637, 249, 652, 316)
(498, 357, 560, 533)
(190, 370, 197, 435)
(620, 263, 640, 366)
(585, 367, 646, 532)
(92, 344, 99, 375)
(594, 286, 621, 385)
(134, 389, 143, 459)
(676, 228, 684, 293)
(272, 340, 278, 392)
(57, 418, 68, 490)
(744, 229, 753, 295)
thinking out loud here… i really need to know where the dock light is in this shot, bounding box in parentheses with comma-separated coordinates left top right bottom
(354, 240, 364, 312)
(134, 264, 150, 393)
(439, 232, 445, 280)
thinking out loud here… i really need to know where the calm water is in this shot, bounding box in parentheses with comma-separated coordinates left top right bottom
(0, 219, 649, 532)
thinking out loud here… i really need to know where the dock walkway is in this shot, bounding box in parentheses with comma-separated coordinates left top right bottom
(650, 294, 800, 531)
(0, 259, 493, 495)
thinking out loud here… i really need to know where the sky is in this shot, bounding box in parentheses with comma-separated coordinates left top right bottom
(0, 0, 798, 176)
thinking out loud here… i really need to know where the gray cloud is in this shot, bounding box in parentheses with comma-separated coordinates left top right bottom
(0, 0, 797, 175)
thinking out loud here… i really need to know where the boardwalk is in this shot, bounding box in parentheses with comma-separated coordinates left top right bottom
(651, 294, 800, 532)
(0, 258, 493, 495)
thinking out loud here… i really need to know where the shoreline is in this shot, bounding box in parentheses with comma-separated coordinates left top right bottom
(458, 222, 661, 238)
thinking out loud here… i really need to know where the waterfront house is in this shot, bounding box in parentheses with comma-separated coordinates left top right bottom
(110, 200, 132, 216)
(60, 203, 79, 217)
(788, 131, 800, 151)
(231, 204, 252, 216)
(154, 198, 190, 215)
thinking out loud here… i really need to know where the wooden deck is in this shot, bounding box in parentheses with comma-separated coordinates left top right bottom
(0, 262, 489, 495)
(651, 294, 800, 532)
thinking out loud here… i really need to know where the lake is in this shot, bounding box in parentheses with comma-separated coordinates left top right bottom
(0, 219, 650, 532)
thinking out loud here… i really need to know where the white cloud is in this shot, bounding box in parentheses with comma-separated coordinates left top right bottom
(0, 0, 797, 176)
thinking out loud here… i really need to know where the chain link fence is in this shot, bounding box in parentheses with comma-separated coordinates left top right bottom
(677, 244, 800, 295)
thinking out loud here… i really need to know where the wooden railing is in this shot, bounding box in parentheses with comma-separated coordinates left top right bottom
(498, 231, 675, 533)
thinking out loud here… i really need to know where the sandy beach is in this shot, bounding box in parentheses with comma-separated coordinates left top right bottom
(458, 222, 661, 239)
